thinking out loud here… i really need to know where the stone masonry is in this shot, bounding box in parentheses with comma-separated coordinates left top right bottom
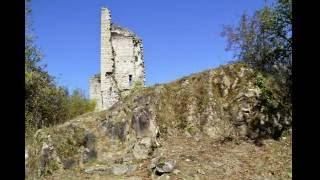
(89, 7, 145, 111)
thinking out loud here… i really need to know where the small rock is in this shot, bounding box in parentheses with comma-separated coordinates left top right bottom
(185, 159, 191, 162)
(112, 164, 137, 175)
(112, 164, 129, 175)
(150, 157, 175, 175)
(212, 161, 223, 167)
(150, 157, 160, 169)
(84, 165, 112, 174)
(155, 161, 175, 174)
(197, 169, 205, 175)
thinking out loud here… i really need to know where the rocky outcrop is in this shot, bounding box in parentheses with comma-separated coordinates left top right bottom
(26, 62, 292, 179)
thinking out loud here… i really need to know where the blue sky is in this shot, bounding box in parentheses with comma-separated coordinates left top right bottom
(30, 0, 271, 97)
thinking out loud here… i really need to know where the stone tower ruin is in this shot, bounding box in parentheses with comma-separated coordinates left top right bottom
(89, 7, 145, 111)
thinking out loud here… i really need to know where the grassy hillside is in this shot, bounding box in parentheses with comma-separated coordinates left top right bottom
(26, 62, 292, 179)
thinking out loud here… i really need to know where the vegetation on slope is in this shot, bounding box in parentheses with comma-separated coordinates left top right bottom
(26, 62, 292, 179)
(25, 0, 95, 142)
(221, 0, 292, 104)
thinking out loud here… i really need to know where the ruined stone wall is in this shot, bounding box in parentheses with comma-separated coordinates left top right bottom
(112, 35, 135, 90)
(89, 76, 102, 111)
(89, 7, 145, 111)
(133, 39, 145, 84)
(100, 7, 115, 110)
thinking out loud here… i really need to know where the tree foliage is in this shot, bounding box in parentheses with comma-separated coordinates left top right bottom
(221, 0, 292, 97)
(25, 0, 95, 139)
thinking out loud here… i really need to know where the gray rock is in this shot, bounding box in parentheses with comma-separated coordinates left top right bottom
(112, 164, 129, 175)
(84, 131, 96, 150)
(150, 157, 175, 175)
(39, 141, 63, 174)
(84, 165, 112, 174)
(155, 161, 175, 174)
(133, 137, 153, 159)
(82, 147, 97, 163)
(112, 164, 137, 175)
(85, 163, 138, 175)
(150, 157, 159, 169)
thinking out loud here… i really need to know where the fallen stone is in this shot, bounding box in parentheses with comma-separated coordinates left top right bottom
(155, 160, 175, 174)
(112, 164, 137, 175)
(84, 165, 112, 174)
(197, 169, 206, 175)
(150, 157, 175, 176)
(112, 164, 129, 175)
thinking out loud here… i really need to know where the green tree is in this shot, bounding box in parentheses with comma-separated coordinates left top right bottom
(221, 0, 292, 97)
(25, 0, 95, 140)
(67, 89, 96, 120)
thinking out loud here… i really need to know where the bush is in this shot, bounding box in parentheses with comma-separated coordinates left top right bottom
(130, 80, 144, 93)
(221, 0, 292, 100)
(66, 89, 96, 120)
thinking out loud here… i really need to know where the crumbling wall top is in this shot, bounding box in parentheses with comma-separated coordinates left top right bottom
(90, 74, 101, 81)
(111, 24, 141, 40)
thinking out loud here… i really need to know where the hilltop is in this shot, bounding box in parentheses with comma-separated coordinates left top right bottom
(26, 62, 292, 179)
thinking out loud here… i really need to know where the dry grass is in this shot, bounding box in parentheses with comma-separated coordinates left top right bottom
(129, 133, 292, 180)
